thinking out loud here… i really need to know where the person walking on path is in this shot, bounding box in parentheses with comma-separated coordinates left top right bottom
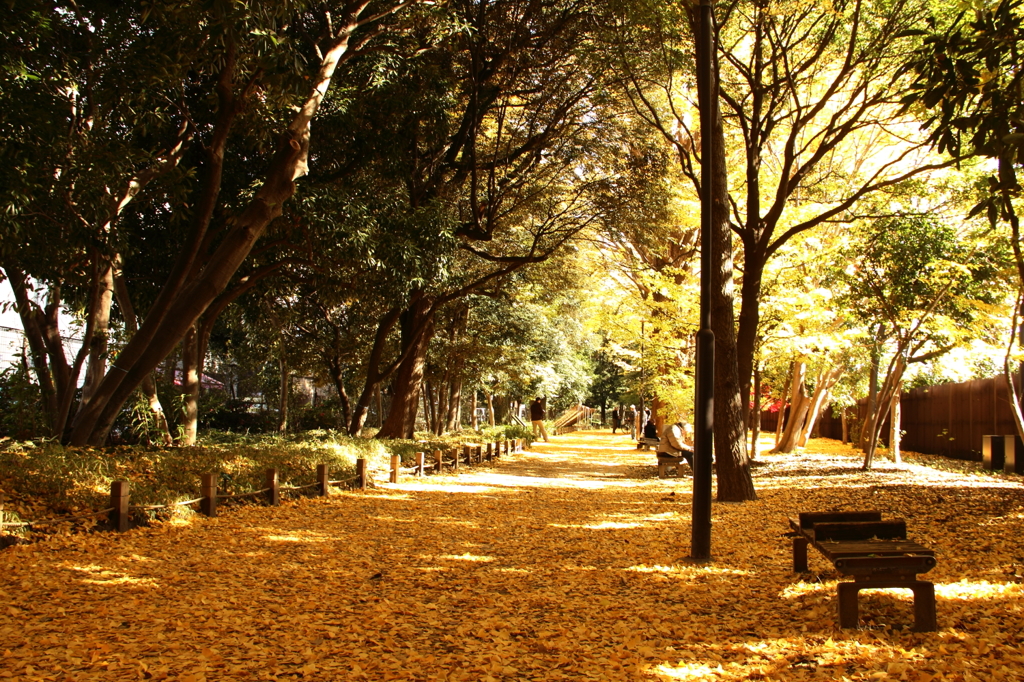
(530, 397, 550, 442)
(611, 407, 621, 434)
(626, 405, 638, 439)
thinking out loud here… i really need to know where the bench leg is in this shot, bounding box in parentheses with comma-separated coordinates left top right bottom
(911, 581, 937, 632)
(836, 580, 937, 632)
(793, 537, 809, 573)
(658, 462, 667, 478)
(837, 582, 860, 629)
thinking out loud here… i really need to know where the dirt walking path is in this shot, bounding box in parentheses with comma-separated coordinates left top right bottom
(3, 431, 1024, 681)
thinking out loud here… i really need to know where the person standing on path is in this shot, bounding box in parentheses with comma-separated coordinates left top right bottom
(626, 405, 638, 439)
(530, 397, 550, 442)
(611, 406, 621, 434)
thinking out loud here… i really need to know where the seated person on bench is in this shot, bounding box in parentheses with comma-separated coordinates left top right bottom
(643, 418, 659, 440)
(657, 421, 694, 467)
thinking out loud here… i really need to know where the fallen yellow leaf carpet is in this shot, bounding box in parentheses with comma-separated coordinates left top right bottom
(2, 432, 1024, 681)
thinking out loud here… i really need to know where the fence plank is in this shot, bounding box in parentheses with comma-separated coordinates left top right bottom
(807, 373, 1024, 461)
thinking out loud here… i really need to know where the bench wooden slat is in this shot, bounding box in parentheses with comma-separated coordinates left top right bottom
(811, 520, 906, 542)
(833, 554, 937, 576)
(817, 540, 933, 558)
(798, 511, 882, 528)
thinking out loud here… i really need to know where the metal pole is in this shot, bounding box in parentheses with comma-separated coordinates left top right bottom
(691, 0, 716, 563)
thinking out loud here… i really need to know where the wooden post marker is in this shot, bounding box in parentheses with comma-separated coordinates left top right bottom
(486, 443, 493, 462)
(434, 449, 443, 473)
(475, 445, 482, 464)
(200, 473, 217, 517)
(317, 464, 330, 496)
(390, 455, 400, 483)
(265, 468, 280, 506)
(415, 452, 425, 477)
(110, 481, 130, 532)
(357, 458, 368, 490)
(463, 445, 472, 466)
(452, 447, 459, 471)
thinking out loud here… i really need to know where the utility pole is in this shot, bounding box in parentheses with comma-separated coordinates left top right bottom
(691, 0, 716, 563)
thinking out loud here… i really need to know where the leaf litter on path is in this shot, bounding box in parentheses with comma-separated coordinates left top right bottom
(2, 432, 1024, 681)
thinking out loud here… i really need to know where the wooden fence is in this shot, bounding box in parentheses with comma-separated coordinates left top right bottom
(762, 374, 1022, 461)
(0, 439, 525, 538)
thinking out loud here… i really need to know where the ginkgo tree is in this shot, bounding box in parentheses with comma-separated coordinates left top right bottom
(834, 212, 1006, 469)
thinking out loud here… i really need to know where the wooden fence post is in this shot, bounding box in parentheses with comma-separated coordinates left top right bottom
(475, 445, 482, 463)
(434, 449, 443, 473)
(317, 464, 330, 496)
(110, 481, 130, 532)
(452, 447, 459, 471)
(265, 468, 280, 506)
(486, 443, 492, 462)
(200, 473, 217, 517)
(415, 452, 425, 477)
(390, 455, 400, 483)
(504, 440, 510, 456)
(357, 458, 367, 490)
(463, 445, 472, 466)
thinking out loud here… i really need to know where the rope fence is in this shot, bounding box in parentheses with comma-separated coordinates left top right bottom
(0, 438, 526, 538)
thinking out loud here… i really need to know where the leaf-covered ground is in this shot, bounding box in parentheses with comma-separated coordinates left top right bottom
(3, 431, 1024, 681)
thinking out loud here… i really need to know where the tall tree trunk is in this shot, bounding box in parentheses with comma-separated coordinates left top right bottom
(797, 366, 842, 447)
(375, 385, 384, 428)
(326, 355, 352, 431)
(841, 406, 849, 444)
(434, 377, 448, 434)
(377, 296, 435, 439)
(68, 16, 389, 446)
(864, 354, 906, 470)
(181, 326, 201, 445)
(699, 13, 755, 502)
(890, 382, 902, 464)
(447, 376, 463, 431)
(860, 326, 884, 451)
(486, 390, 496, 427)
(113, 271, 173, 444)
(278, 350, 289, 433)
(471, 391, 479, 430)
(735, 264, 764, 432)
(774, 361, 809, 453)
(651, 394, 665, 438)
(750, 360, 762, 459)
(3, 266, 92, 439)
(79, 257, 115, 410)
(775, 360, 794, 447)
(348, 307, 403, 436)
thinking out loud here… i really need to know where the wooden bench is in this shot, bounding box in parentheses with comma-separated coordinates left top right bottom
(637, 436, 660, 451)
(656, 454, 689, 478)
(789, 511, 937, 631)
